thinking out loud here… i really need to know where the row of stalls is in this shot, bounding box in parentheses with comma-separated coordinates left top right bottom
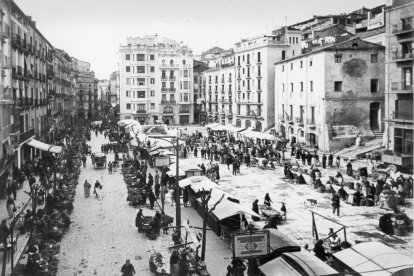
(205, 123, 286, 148)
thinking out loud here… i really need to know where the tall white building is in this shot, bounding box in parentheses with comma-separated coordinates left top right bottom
(234, 30, 301, 131)
(119, 35, 194, 125)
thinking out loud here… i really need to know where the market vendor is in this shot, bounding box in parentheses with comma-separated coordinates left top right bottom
(264, 193, 273, 207)
(297, 173, 307, 184)
(135, 209, 144, 228)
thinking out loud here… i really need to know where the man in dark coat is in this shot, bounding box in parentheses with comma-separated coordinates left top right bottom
(252, 199, 260, 221)
(331, 192, 340, 216)
(121, 259, 136, 276)
(322, 154, 327, 169)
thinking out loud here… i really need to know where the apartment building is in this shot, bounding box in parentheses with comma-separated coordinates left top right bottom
(382, 0, 413, 171)
(108, 71, 119, 107)
(72, 58, 98, 120)
(8, 0, 53, 170)
(275, 37, 385, 152)
(0, 1, 13, 197)
(234, 30, 301, 131)
(193, 60, 208, 123)
(119, 35, 194, 125)
(53, 48, 75, 128)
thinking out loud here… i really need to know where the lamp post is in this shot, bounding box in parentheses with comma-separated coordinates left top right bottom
(146, 135, 182, 238)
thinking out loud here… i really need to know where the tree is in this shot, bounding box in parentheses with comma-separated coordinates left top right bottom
(198, 188, 225, 261)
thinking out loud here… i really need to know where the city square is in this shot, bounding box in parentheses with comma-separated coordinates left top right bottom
(0, 0, 413, 275)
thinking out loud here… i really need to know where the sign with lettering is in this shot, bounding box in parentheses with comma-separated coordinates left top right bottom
(233, 231, 269, 258)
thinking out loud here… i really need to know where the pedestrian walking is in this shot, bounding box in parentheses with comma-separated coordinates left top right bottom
(6, 196, 15, 219)
(148, 190, 156, 210)
(82, 155, 87, 168)
(121, 259, 136, 276)
(84, 180, 91, 198)
(94, 180, 102, 198)
(328, 154, 333, 167)
(335, 156, 341, 168)
(322, 154, 327, 169)
(155, 182, 160, 199)
(331, 192, 340, 216)
(155, 171, 160, 186)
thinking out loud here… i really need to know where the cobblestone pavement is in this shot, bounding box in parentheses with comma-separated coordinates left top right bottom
(58, 133, 158, 276)
(57, 129, 413, 275)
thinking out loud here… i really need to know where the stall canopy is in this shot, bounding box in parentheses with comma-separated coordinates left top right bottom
(211, 124, 227, 131)
(239, 127, 253, 135)
(212, 197, 259, 221)
(166, 168, 185, 177)
(205, 123, 219, 129)
(244, 131, 277, 141)
(179, 176, 209, 188)
(118, 119, 141, 127)
(223, 125, 244, 132)
(267, 229, 300, 251)
(260, 251, 338, 276)
(190, 179, 218, 193)
(259, 257, 301, 276)
(26, 139, 63, 154)
(333, 242, 413, 276)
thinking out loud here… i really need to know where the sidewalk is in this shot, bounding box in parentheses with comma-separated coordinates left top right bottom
(0, 175, 44, 275)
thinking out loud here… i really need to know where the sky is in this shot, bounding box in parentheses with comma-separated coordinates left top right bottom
(14, 0, 386, 79)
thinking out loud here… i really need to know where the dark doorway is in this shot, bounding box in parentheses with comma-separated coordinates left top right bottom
(370, 102, 380, 130)
(309, 133, 317, 147)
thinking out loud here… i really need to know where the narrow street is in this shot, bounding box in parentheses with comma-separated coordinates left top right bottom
(58, 132, 156, 276)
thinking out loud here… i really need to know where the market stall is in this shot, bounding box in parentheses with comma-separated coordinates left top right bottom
(259, 250, 338, 276)
(332, 242, 413, 276)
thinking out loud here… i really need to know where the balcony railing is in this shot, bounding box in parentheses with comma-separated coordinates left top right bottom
(20, 128, 35, 143)
(391, 82, 412, 92)
(179, 109, 190, 114)
(169, 88, 176, 92)
(161, 87, 169, 92)
(169, 76, 176, 80)
(136, 110, 146, 114)
(161, 100, 176, 104)
(392, 51, 414, 61)
(392, 19, 414, 34)
(161, 76, 168, 80)
(295, 117, 304, 125)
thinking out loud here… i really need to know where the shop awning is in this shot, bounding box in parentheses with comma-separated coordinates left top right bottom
(190, 179, 218, 193)
(26, 139, 63, 154)
(211, 124, 227, 131)
(333, 242, 413, 276)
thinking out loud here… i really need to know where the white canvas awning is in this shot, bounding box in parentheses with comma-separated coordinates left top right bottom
(26, 139, 63, 154)
(205, 123, 219, 129)
(166, 168, 185, 177)
(212, 199, 259, 221)
(259, 257, 301, 276)
(333, 242, 413, 276)
(211, 124, 227, 131)
(190, 179, 218, 193)
(179, 176, 209, 188)
(244, 131, 277, 141)
(118, 119, 141, 127)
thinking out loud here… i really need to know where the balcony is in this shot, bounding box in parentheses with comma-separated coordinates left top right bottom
(161, 87, 169, 92)
(179, 109, 191, 114)
(307, 118, 316, 127)
(9, 123, 20, 134)
(49, 89, 56, 96)
(136, 110, 146, 114)
(17, 66, 23, 77)
(1, 25, 10, 40)
(19, 128, 35, 143)
(47, 70, 55, 78)
(392, 19, 414, 35)
(382, 150, 413, 167)
(47, 53, 53, 62)
(295, 117, 304, 125)
(12, 34, 21, 48)
(391, 82, 412, 93)
(28, 43, 32, 53)
(161, 76, 168, 81)
(392, 51, 414, 62)
(169, 76, 176, 80)
(169, 88, 176, 92)
(161, 100, 176, 104)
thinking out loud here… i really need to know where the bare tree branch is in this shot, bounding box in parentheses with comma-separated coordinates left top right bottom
(208, 194, 225, 214)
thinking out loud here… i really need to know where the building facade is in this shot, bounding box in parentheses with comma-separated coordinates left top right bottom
(382, 0, 413, 171)
(72, 58, 98, 120)
(119, 35, 194, 125)
(234, 31, 301, 131)
(275, 38, 385, 152)
(193, 60, 208, 124)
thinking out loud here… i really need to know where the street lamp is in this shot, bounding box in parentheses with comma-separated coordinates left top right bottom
(146, 134, 182, 238)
